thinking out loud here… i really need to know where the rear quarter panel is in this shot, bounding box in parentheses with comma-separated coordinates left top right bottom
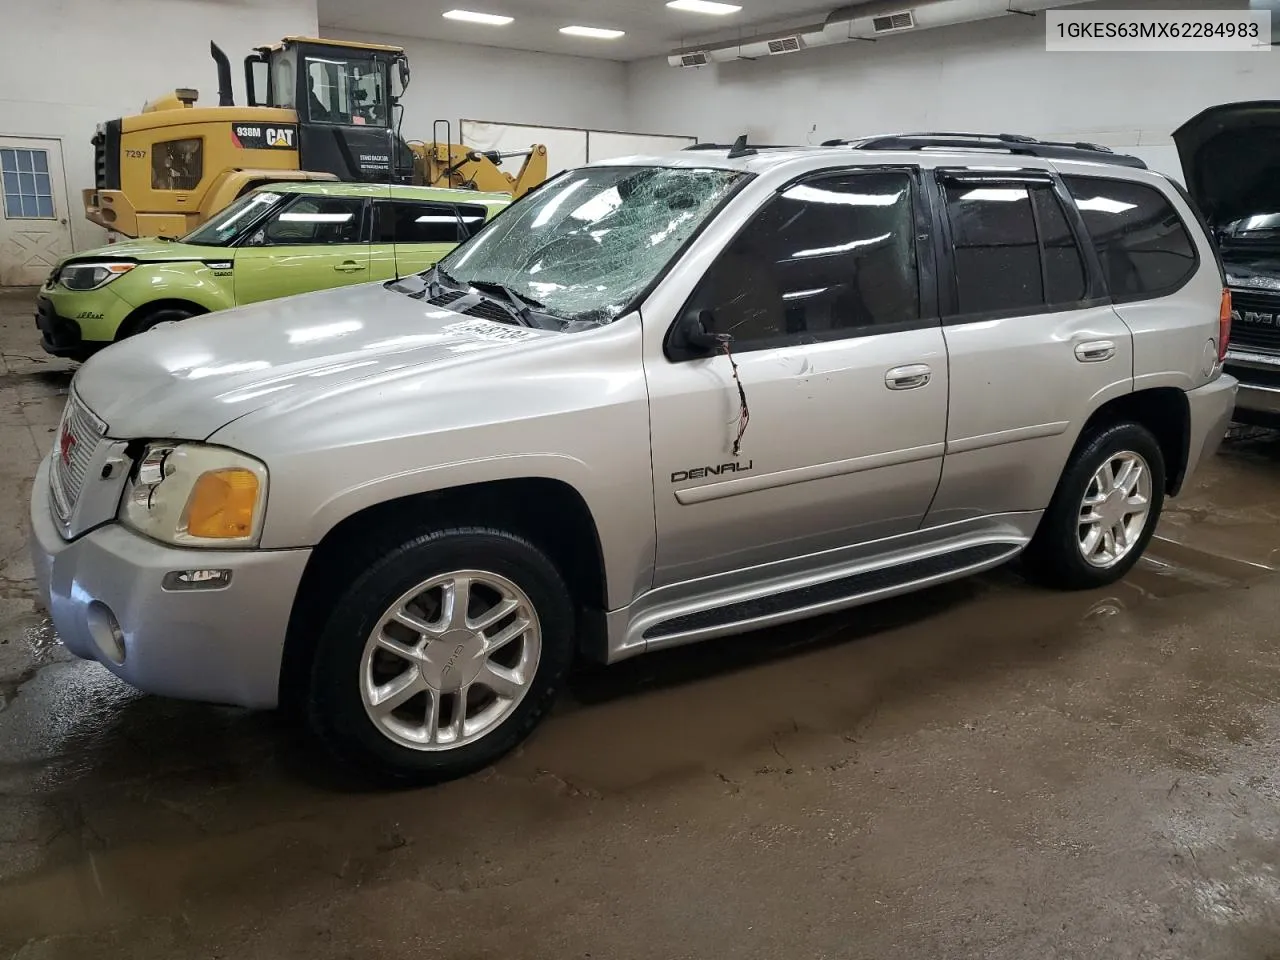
(1051, 159, 1225, 392)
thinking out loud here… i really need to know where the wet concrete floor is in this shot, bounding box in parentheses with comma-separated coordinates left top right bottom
(1, 287, 1280, 958)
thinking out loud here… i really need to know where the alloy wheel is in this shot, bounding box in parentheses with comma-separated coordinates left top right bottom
(359, 570, 542, 750)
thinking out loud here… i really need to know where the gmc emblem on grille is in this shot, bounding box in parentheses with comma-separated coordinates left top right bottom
(1232, 308, 1277, 328)
(59, 425, 76, 465)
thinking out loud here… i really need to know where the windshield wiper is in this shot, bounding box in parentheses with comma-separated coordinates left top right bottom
(468, 279, 543, 310)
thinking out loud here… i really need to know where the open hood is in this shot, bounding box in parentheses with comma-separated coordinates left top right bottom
(1174, 101, 1280, 229)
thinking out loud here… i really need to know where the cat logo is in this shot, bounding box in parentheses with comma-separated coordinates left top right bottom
(230, 123, 298, 151)
(266, 127, 294, 148)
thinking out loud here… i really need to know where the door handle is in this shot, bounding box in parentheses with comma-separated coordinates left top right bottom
(1075, 340, 1116, 363)
(885, 363, 932, 390)
(333, 261, 367, 273)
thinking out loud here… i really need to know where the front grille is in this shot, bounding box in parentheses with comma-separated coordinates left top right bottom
(49, 392, 107, 521)
(1229, 291, 1280, 354)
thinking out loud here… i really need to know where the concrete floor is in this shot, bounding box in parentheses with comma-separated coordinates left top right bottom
(2, 287, 1280, 959)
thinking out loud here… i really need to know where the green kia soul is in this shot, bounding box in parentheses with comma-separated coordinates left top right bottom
(36, 182, 510, 360)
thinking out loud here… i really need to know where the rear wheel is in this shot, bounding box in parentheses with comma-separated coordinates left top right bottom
(1024, 422, 1166, 589)
(306, 526, 575, 784)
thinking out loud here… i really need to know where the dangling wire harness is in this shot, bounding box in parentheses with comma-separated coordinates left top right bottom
(721, 339, 750, 457)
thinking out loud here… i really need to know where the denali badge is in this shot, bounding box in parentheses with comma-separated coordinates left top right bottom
(671, 461, 753, 483)
(1233, 309, 1277, 327)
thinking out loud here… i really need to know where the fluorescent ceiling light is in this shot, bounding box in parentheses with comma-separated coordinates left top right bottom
(667, 0, 742, 14)
(560, 25, 625, 38)
(443, 9, 513, 25)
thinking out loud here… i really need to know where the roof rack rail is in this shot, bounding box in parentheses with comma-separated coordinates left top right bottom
(823, 132, 1148, 169)
(683, 141, 797, 151)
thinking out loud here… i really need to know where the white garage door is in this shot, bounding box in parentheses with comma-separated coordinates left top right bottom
(0, 137, 72, 287)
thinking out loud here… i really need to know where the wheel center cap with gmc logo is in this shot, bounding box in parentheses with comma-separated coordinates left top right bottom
(420, 629, 485, 692)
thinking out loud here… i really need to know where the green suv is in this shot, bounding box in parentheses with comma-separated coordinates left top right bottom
(36, 182, 510, 360)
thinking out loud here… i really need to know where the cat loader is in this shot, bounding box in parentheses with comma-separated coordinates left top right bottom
(84, 37, 547, 238)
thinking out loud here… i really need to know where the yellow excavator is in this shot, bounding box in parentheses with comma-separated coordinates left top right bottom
(85, 37, 548, 238)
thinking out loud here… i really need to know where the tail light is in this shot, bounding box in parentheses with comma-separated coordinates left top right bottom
(1219, 288, 1232, 362)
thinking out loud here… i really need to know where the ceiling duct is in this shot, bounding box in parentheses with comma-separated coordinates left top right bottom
(669, 0, 1096, 66)
(872, 11, 916, 32)
(678, 50, 712, 67)
(766, 35, 804, 54)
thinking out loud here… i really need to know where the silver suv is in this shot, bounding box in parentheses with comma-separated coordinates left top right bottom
(31, 134, 1237, 783)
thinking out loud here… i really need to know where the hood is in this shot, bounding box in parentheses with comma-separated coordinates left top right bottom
(62, 236, 228, 267)
(1174, 101, 1280, 229)
(73, 282, 557, 440)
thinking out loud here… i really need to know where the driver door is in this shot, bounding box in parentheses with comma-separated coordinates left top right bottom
(645, 169, 948, 587)
(233, 193, 370, 305)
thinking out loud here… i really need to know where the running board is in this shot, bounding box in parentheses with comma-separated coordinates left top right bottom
(636, 541, 1020, 652)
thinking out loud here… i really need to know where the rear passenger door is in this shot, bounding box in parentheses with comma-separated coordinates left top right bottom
(372, 199, 485, 279)
(924, 168, 1134, 527)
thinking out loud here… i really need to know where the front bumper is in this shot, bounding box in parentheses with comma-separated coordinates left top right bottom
(1180, 373, 1238, 490)
(1224, 351, 1280, 424)
(30, 457, 311, 708)
(34, 296, 90, 359)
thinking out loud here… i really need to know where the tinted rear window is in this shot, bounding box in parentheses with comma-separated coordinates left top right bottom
(1063, 176, 1197, 300)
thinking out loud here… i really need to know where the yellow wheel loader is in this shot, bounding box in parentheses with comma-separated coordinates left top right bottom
(85, 37, 548, 239)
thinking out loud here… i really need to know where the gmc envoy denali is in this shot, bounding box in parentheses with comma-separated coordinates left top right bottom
(32, 133, 1236, 782)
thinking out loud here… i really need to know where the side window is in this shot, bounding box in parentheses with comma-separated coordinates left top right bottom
(251, 195, 364, 246)
(691, 171, 919, 348)
(1032, 187, 1087, 304)
(943, 179, 1089, 315)
(1063, 176, 1198, 300)
(376, 201, 490, 244)
(944, 182, 1043, 314)
(378, 201, 461, 243)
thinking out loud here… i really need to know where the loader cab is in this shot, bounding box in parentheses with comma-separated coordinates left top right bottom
(245, 37, 414, 184)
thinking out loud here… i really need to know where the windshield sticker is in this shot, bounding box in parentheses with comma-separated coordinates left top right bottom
(442, 319, 540, 342)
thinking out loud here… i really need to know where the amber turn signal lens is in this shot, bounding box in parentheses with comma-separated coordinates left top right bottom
(1219, 288, 1232, 363)
(184, 469, 260, 539)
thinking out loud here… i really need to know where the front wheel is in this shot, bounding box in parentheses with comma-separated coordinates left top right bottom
(1024, 422, 1166, 590)
(306, 526, 575, 784)
(119, 306, 196, 340)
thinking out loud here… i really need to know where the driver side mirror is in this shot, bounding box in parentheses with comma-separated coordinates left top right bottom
(679, 309, 732, 355)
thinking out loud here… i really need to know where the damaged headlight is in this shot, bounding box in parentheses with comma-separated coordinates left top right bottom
(120, 443, 268, 547)
(59, 261, 136, 290)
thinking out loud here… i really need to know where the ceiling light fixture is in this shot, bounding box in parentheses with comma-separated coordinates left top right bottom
(666, 0, 742, 15)
(443, 9, 514, 25)
(560, 25, 626, 39)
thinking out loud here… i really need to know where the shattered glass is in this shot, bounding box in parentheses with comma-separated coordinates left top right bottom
(438, 166, 746, 325)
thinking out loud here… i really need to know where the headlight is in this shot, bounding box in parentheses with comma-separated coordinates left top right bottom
(120, 443, 268, 547)
(59, 261, 135, 291)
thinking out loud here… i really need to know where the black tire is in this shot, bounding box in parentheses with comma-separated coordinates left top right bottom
(306, 526, 575, 785)
(1023, 421, 1166, 590)
(119, 306, 195, 339)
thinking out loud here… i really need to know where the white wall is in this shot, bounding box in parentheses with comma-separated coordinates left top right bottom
(0, 0, 318, 252)
(626, 0, 1280, 181)
(325, 29, 629, 137)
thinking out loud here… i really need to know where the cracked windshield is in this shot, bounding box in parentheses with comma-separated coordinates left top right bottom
(436, 166, 745, 324)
